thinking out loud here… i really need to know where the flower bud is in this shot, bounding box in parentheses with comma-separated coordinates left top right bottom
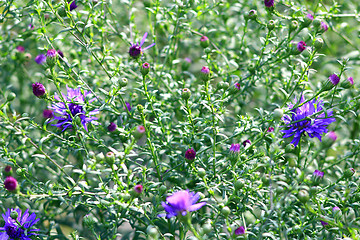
(105, 152, 115, 166)
(343, 168, 355, 179)
(137, 104, 144, 113)
(313, 19, 321, 29)
(107, 122, 117, 132)
(267, 20, 275, 31)
(35, 54, 46, 65)
(234, 179, 245, 190)
(119, 78, 128, 88)
(185, 148, 196, 163)
(289, 20, 298, 32)
(200, 36, 210, 48)
(202, 223, 212, 235)
(341, 77, 354, 89)
(300, 14, 313, 28)
(264, 0, 274, 8)
(95, 152, 105, 163)
(83, 214, 96, 230)
(132, 184, 143, 196)
(182, 58, 191, 71)
(4, 176, 19, 193)
(312, 169, 324, 184)
(198, 168, 206, 178)
(298, 190, 310, 203)
(159, 185, 167, 195)
(322, 73, 340, 91)
(10, 210, 18, 220)
(32, 82, 46, 98)
(141, 62, 150, 76)
(147, 226, 159, 238)
(245, 10, 257, 21)
(7, 92, 16, 102)
(273, 108, 283, 121)
(314, 38, 324, 50)
(221, 206, 231, 217)
(46, 49, 58, 67)
(133, 125, 145, 139)
(332, 206, 341, 216)
(3, 165, 13, 177)
(181, 88, 191, 100)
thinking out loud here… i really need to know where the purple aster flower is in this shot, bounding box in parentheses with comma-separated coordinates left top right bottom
(332, 206, 341, 213)
(326, 131, 337, 141)
(185, 58, 191, 63)
(264, 0, 274, 8)
(234, 82, 241, 90)
(229, 143, 241, 152)
(281, 96, 336, 147)
(0, 208, 40, 239)
(134, 184, 143, 194)
(16, 46, 25, 52)
(320, 22, 328, 32)
(185, 148, 196, 161)
(107, 122, 117, 132)
(297, 41, 306, 52)
(32, 82, 46, 98)
(70, 1, 78, 11)
(320, 220, 328, 227)
(267, 127, 274, 132)
(313, 169, 324, 178)
(43, 109, 54, 119)
(235, 226, 245, 235)
(306, 14, 314, 21)
(50, 86, 99, 132)
(4, 176, 18, 192)
(201, 66, 210, 74)
(125, 102, 131, 111)
(347, 77, 354, 85)
(46, 49, 57, 58)
(34, 54, 46, 65)
(158, 190, 206, 219)
(129, 32, 155, 58)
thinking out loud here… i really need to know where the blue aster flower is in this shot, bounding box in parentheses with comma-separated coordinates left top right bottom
(50, 86, 99, 132)
(281, 96, 335, 147)
(158, 190, 206, 219)
(0, 208, 40, 240)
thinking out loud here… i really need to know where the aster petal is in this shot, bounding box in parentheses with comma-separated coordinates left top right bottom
(140, 32, 148, 47)
(190, 192, 200, 204)
(188, 201, 206, 212)
(0, 232, 9, 240)
(143, 43, 155, 51)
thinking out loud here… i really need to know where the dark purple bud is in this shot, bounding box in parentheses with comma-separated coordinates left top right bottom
(235, 226, 245, 235)
(3, 166, 13, 177)
(16, 46, 25, 52)
(43, 109, 54, 119)
(107, 122, 117, 132)
(4, 176, 18, 192)
(32, 82, 46, 98)
(125, 102, 131, 111)
(264, 0, 274, 8)
(297, 41, 306, 52)
(185, 148, 196, 161)
(320, 221, 329, 227)
(70, 1, 78, 11)
(242, 139, 251, 147)
(234, 82, 241, 90)
(329, 74, 340, 86)
(267, 127, 274, 132)
(57, 50, 64, 58)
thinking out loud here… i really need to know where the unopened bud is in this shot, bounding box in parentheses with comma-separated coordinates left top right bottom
(7, 92, 16, 102)
(298, 190, 310, 203)
(343, 168, 355, 179)
(105, 152, 115, 166)
(10, 210, 18, 220)
(141, 62, 150, 76)
(181, 88, 191, 100)
(314, 38, 324, 50)
(119, 78, 128, 88)
(200, 36, 210, 48)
